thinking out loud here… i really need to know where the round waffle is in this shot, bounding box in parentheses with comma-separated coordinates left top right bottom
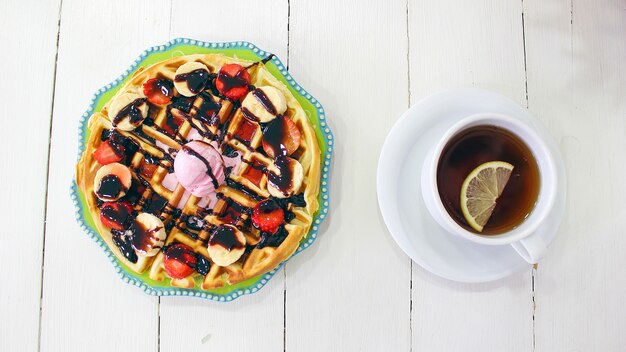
(76, 54, 321, 290)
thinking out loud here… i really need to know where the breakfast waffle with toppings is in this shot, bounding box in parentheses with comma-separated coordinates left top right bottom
(76, 54, 321, 290)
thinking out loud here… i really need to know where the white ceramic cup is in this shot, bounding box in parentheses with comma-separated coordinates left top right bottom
(421, 113, 558, 264)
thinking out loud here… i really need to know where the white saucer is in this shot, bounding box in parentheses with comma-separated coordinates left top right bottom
(376, 88, 566, 283)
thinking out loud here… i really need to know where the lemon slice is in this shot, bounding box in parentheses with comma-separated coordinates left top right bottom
(460, 161, 514, 232)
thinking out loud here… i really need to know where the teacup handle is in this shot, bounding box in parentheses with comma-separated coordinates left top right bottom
(510, 228, 549, 264)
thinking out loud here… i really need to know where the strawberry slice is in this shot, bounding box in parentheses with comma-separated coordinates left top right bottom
(262, 116, 301, 158)
(139, 161, 158, 178)
(251, 199, 285, 233)
(215, 64, 251, 100)
(94, 140, 124, 165)
(164, 244, 198, 279)
(99, 202, 134, 230)
(143, 78, 174, 105)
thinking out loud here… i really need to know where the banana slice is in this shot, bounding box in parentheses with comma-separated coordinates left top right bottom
(108, 92, 149, 131)
(241, 86, 287, 123)
(93, 162, 132, 201)
(174, 62, 210, 97)
(130, 213, 166, 257)
(207, 224, 246, 267)
(267, 156, 304, 198)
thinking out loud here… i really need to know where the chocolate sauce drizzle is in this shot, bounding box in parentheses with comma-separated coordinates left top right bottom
(263, 116, 290, 157)
(217, 69, 249, 92)
(106, 129, 174, 173)
(150, 113, 186, 143)
(130, 126, 157, 145)
(246, 159, 267, 171)
(97, 175, 126, 200)
(216, 194, 252, 226)
(241, 107, 259, 122)
(257, 226, 289, 248)
(130, 220, 162, 253)
(142, 153, 169, 171)
(185, 215, 206, 231)
(222, 145, 239, 158)
(193, 92, 222, 126)
(245, 54, 275, 69)
(142, 192, 169, 215)
(217, 194, 252, 215)
(267, 156, 295, 196)
(175, 68, 209, 94)
(272, 193, 307, 223)
(209, 225, 244, 251)
(161, 243, 212, 276)
(167, 223, 198, 240)
(226, 178, 264, 201)
(103, 129, 135, 165)
(171, 108, 218, 141)
(129, 173, 171, 217)
(111, 230, 138, 263)
(195, 255, 211, 275)
(150, 79, 174, 99)
(169, 214, 204, 240)
(252, 88, 277, 115)
(217, 117, 234, 146)
(163, 203, 181, 219)
(181, 144, 220, 189)
(100, 203, 133, 230)
(171, 95, 194, 113)
(130, 127, 159, 149)
(281, 193, 307, 208)
(112, 98, 146, 126)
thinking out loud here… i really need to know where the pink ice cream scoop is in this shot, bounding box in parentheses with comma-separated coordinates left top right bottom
(174, 141, 226, 197)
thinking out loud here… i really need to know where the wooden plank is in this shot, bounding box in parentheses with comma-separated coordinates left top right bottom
(286, 0, 411, 350)
(408, 0, 533, 350)
(0, 1, 60, 351)
(39, 1, 170, 351)
(157, 1, 288, 351)
(524, 0, 626, 350)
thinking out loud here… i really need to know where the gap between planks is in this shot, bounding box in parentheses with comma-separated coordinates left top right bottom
(405, 0, 413, 351)
(520, 1, 536, 350)
(37, 0, 64, 351)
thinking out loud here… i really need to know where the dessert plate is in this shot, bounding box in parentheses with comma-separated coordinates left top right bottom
(377, 88, 566, 283)
(71, 39, 333, 301)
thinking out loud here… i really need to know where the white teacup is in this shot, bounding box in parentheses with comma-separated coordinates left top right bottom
(421, 113, 558, 264)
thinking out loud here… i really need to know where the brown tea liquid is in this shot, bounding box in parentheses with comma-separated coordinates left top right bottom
(436, 125, 540, 235)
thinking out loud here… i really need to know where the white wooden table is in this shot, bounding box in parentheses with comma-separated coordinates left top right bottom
(2, 0, 625, 350)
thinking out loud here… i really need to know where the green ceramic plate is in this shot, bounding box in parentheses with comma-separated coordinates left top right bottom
(71, 39, 333, 301)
